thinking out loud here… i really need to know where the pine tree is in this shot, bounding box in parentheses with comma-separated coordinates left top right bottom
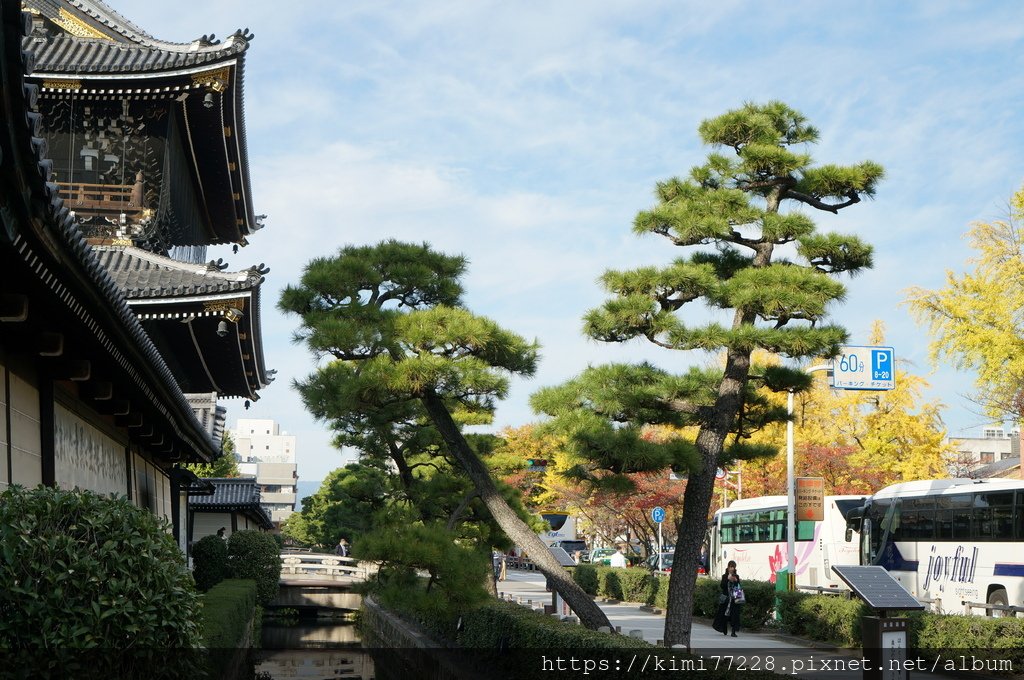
(538, 102, 882, 648)
(279, 240, 613, 630)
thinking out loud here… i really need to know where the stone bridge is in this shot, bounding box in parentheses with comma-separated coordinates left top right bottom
(270, 552, 374, 611)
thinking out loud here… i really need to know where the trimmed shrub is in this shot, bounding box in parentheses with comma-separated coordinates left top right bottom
(458, 599, 652, 649)
(199, 579, 257, 648)
(777, 591, 871, 645)
(227, 530, 281, 605)
(192, 534, 229, 591)
(357, 523, 490, 640)
(572, 564, 599, 595)
(0, 485, 200, 648)
(651, 573, 671, 610)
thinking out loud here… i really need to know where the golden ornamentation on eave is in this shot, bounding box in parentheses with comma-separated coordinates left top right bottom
(192, 67, 231, 92)
(42, 78, 82, 90)
(55, 8, 114, 41)
(203, 298, 246, 315)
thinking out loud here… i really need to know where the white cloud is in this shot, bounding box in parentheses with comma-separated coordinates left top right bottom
(111, 0, 1024, 480)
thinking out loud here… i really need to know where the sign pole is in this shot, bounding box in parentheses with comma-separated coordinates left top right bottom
(658, 521, 663, 571)
(786, 363, 832, 591)
(787, 389, 795, 590)
(651, 506, 665, 571)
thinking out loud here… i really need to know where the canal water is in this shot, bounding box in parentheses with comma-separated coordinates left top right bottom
(256, 619, 375, 679)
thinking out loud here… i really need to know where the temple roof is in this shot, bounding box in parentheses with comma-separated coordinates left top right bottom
(92, 244, 271, 400)
(0, 1, 217, 462)
(192, 477, 274, 529)
(23, 0, 252, 74)
(93, 245, 265, 299)
(22, 0, 260, 245)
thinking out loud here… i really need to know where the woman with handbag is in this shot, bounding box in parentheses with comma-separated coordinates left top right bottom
(715, 560, 744, 637)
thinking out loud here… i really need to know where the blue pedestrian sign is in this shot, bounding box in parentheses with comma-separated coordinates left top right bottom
(652, 506, 666, 524)
(831, 346, 895, 391)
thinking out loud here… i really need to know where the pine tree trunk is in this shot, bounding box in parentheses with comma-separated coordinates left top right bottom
(421, 390, 614, 631)
(663, 434, 721, 649)
(663, 348, 752, 649)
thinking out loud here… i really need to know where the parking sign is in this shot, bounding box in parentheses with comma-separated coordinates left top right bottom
(831, 346, 895, 391)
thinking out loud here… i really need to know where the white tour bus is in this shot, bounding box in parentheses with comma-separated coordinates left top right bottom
(709, 495, 865, 590)
(538, 510, 577, 547)
(850, 478, 1024, 616)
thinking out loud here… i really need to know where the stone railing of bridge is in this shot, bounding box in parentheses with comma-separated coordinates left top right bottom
(279, 552, 372, 583)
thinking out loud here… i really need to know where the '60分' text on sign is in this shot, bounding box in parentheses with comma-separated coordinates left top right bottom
(831, 346, 895, 391)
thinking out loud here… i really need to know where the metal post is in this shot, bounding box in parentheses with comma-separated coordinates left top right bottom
(658, 520, 663, 571)
(786, 364, 831, 591)
(787, 389, 796, 590)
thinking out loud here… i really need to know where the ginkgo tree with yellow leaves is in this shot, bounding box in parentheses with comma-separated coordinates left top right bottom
(905, 184, 1024, 422)
(742, 323, 953, 498)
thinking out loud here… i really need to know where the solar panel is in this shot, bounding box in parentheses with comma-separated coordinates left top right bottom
(549, 546, 577, 567)
(831, 565, 924, 612)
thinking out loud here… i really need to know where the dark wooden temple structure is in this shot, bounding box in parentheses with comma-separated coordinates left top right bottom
(0, 0, 271, 553)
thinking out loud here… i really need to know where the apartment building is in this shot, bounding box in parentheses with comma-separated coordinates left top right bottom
(948, 424, 1020, 476)
(231, 418, 298, 524)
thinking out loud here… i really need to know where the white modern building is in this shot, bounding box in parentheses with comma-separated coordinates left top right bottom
(948, 424, 1020, 475)
(231, 418, 298, 524)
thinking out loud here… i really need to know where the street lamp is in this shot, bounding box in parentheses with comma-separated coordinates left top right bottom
(786, 364, 830, 590)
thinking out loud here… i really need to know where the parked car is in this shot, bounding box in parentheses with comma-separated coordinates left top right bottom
(589, 547, 618, 566)
(551, 540, 588, 560)
(645, 552, 674, 572)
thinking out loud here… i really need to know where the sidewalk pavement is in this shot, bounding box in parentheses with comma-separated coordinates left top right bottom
(496, 570, 971, 679)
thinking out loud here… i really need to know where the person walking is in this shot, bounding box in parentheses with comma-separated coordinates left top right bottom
(335, 538, 348, 557)
(713, 560, 744, 637)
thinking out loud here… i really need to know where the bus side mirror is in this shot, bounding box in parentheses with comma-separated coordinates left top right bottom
(845, 527, 853, 543)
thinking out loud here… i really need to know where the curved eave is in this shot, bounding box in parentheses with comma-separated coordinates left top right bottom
(0, 5, 217, 461)
(25, 60, 258, 244)
(128, 286, 268, 400)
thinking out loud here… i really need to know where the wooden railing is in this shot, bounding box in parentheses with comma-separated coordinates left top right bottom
(279, 552, 368, 581)
(56, 179, 145, 220)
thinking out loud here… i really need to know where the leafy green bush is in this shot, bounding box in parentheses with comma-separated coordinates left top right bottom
(192, 534, 229, 591)
(616, 569, 656, 603)
(912, 613, 1024, 672)
(0, 485, 200, 648)
(358, 522, 490, 639)
(651, 573, 671, 610)
(776, 591, 870, 645)
(458, 599, 652, 649)
(778, 591, 1024, 673)
(693, 576, 722, 617)
(572, 564, 598, 595)
(227, 530, 281, 605)
(198, 579, 257, 648)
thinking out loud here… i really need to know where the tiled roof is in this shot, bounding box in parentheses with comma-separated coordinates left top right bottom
(93, 245, 264, 299)
(23, 0, 251, 75)
(0, 1, 216, 461)
(192, 477, 273, 529)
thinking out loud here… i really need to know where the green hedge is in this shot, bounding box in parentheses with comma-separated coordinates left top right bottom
(458, 599, 652, 649)
(192, 534, 230, 592)
(776, 591, 868, 645)
(573, 568, 774, 631)
(778, 592, 1024, 674)
(199, 579, 258, 648)
(453, 600, 778, 680)
(227, 530, 281, 606)
(0, 485, 200, 649)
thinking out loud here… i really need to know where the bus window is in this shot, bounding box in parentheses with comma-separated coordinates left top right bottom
(796, 520, 815, 541)
(861, 517, 873, 564)
(1017, 492, 1024, 540)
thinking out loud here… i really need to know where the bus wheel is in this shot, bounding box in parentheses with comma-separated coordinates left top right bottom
(987, 588, 1008, 617)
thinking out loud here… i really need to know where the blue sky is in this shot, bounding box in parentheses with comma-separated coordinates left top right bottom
(120, 1, 1024, 483)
